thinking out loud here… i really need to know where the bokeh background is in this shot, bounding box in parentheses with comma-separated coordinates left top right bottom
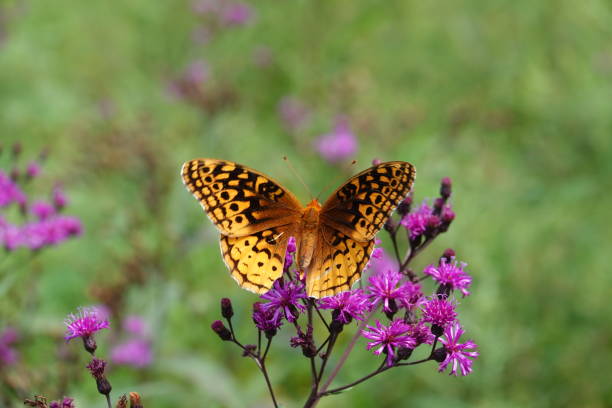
(1, 0, 612, 406)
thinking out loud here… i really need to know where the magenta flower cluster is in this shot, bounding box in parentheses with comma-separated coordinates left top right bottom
(0, 147, 83, 251)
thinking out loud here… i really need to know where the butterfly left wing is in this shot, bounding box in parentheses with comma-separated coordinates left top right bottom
(320, 161, 416, 242)
(306, 225, 374, 298)
(220, 225, 295, 294)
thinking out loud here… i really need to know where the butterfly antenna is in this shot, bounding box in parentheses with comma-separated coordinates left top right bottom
(283, 156, 314, 199)
(315, 160, 358, 201)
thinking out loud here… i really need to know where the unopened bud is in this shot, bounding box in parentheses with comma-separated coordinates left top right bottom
(431, 324, 444, 337)
(82, 335, 97, 354)
(211, 320, 232, 341)
(96, 377, 112, 396)
(397, 346, 413, 361)
(432, 347, 447, 363)
(440, 177, 452, 199)
(220, 298, 234, 319)
(441, 248, 455, 262)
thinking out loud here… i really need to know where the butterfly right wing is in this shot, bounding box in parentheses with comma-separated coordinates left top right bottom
(182, 159, 303, 237)
(306, 225, 375, 298)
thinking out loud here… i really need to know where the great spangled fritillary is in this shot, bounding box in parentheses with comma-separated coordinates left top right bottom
(181, 159, 416, 298)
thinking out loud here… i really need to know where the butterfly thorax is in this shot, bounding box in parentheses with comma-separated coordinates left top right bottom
(298, 199, 322, 270)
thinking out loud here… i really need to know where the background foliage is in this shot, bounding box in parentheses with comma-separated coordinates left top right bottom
(1, 0, 611, 406)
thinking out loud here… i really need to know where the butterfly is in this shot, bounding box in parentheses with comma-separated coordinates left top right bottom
(181, 159, 416, 298)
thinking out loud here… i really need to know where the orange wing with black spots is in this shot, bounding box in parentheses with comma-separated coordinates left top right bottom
(305, 161, 415, 298)
(320, 161, 416, 242)
(182, 159, 302, 294)
(182, 159, 302, 237)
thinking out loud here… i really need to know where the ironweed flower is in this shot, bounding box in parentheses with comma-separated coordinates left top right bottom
(420, 296, 457, 330)
(406, 322, 435, 346)
(0, 170, 26, 207)
(401, 201, 436, 240)
(64, 307, 110, 342)
(438, 323, 479, 376)
(315, 117, 358, 163)
(31, 201, 55, 221)
(252, 302, 283, 335)
(26, 162, 41, 178)
(111, 339, 152, 368)
(318, 289, 371, 324)
(220, 2, 254, 26)
(424, 257, 472, 297)
(260, 280, 307, 323)
(0, 327, 19, 365)
(48, 397, 75, 408)
(368, 268, 418, 315)
(362, 319, 417, 366)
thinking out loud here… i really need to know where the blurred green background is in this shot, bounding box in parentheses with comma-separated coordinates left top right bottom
(1, 0, 611, 406)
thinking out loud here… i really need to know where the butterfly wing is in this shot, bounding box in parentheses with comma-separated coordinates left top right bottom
(306, 225, 374, 298)
(320, 161, 416, 242)
(306, 161, 415, 298)
(220, 225, 296, 294)
(182, 159, 303, 236)
(182, 159, 303, 294)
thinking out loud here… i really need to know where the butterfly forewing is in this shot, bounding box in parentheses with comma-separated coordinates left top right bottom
(182, 159, 302, 237)
(320, 161, 416, 242)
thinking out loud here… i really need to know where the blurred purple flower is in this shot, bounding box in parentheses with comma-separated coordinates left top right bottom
(49, 397, 75, 408)
(284, 236, 297, 272)
(64, 307, 110, 341)
(31, 201, 55, 221)
(0, 170, 26, 207)
(362, 319, 416, 366)
(366, 247, 396, 276)
(260, 280, 307, 323)
(318, 289, 371, 324)
(0, 327, 19, 365)
(420, 296, 457, 329)
(52, 186, 68, 210)
(0, 221, 21, 251)
(221, 3, 254, 26)
(424, 257, 472, 297)
(167, 60, 209, 100)
(111, 338, 152, 368)
(278, 97, 311, 133)
(315, 117, 358, 163)
(26, 162, 41, 178)
(438, 323, 479, 376)
(123, 316, 148, 337)
(20, 216, 83, 250)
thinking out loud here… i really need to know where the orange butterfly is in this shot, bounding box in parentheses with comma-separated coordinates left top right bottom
(181, 159, 415, 298)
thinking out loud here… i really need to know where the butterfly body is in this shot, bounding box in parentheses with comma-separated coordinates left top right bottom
(182, 159, 415, 298)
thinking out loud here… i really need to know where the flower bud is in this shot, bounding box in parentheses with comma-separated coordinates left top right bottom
(330, 319, 344, 334)
(211, 320, 232, 341)
(397, 196, 412, 216)
(96, 377, 112, 396)
(441, 248, 455, 262)
(384, 218, 396, 232)
(440, 177, 452, 199)
(430, 324, 444, 337)
(397, 346, 413, 361)
(82, 335, 98, 354)
(432, 346, 447, 363)
(371, 158, 382, 166)
(220, 298, 234, 319)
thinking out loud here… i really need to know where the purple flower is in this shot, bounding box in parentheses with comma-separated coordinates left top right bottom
(0, 171, 26, 207)
(368, 268, 418, 313)
(221, 3, 254, 26)
(362, 319, 416, 366)
(123, 316, 148, 337)
(52, 186, 68, 210)
(26, 162, 41, 178)
(252, 302, 283, 332)
(31, 201, 55, 221)
(20, 216, 83, 250)
(315, 117, 358, 163)
(49, 397, 75, 408)
(86, 357, 107, 379)
(278, 97, 311, 133)
(64, 307, 110, 341)
(366, 247, 396, 276)
(406, 322, 435, 346)
(396, 280, 424, 310)
(318, 289, 371, 324)
(0, 327, 19, 365)
(111, 338, 152, 368)
(401, 201, 437, 240)
(420, 296, 457, 329)
(260, 280, 307, 323)
(167, 60, 209, 100)
(438, 323, 479, 376)
(284, 236, 297, 272)
(424, 257, 472, 297)
(0, 222, 21, 251)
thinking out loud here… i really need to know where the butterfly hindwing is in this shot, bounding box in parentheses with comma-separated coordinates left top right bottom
(320, 161, 416, 242)
(220, 225, 294, 294)
(306, 225, 375, 298)
(182, 159, 302, 237)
